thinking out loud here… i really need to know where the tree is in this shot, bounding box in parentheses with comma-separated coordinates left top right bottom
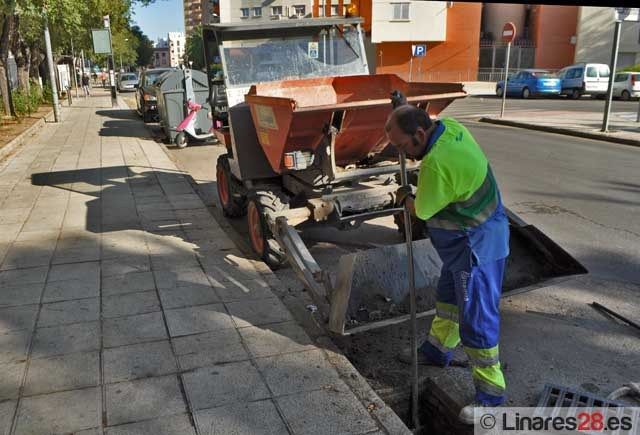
(0, 1, 17, 116)
(131, 25, 153, 67)
(184, 25, 204, 70)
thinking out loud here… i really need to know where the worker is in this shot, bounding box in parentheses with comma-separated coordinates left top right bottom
(386, 104, 510, 424)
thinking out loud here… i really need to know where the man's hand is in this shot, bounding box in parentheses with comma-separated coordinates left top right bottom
(395, 185, 414, 207)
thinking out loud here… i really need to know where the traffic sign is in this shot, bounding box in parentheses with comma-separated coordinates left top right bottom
(502, 22, 516, 43)
(411, 44, 427, 57)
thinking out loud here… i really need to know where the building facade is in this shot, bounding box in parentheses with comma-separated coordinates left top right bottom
(168, 32, 186, 67)
(369, 1, 482, 82)
(217, 1, 350, 23)
(184, 0, 204, 34)
(575, 7, 640, 68)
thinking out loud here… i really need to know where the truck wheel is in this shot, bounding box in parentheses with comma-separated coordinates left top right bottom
(621, 90, 631, 101)
(174, 132, 188, 148)
(496, 86, 504, 97)
(571, 89, 581, 99)
(246, 189, 288, 269)
(216, 154, 245, 218)
(521, 87, 530, 99)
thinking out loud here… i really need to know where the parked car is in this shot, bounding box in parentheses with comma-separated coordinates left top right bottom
(557, 63, 610, 99)
(612, 71, 640, 100)
(496, 69, 561, 98)
(136, 68, 173, 122)
(117, 73, 139, 92)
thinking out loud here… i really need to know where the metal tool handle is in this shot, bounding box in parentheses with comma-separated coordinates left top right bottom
(400, 151, 420, 431)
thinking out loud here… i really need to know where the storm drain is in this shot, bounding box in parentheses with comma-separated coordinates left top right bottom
(535, 383, 639, 434)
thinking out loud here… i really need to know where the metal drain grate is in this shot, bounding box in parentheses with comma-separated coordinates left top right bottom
(536, 383, 640, 435)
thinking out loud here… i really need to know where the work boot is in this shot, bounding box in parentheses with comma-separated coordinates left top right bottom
(397, 341, 458, 367)
(397, 347, 438, 365)
(458, 402, 490, 425)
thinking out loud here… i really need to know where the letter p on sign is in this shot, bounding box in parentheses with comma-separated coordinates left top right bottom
(411, 44, 427, 57)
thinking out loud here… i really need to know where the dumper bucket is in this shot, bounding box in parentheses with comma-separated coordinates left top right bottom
(245, 74, 466, 174)
(326, 209, 588, 335)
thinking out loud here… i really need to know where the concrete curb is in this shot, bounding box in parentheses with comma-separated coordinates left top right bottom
(479, 117, 640, 147)
(0, 109, 54, 164)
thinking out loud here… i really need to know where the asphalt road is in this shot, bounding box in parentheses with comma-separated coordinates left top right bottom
(133, 94, 640, 286)
(441, 94, 640, 119)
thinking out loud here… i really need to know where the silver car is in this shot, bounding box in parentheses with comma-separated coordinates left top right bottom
(118, 73, 139, 92)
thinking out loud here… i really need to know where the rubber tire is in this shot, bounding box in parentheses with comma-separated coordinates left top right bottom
(216, 154, 245, 218)
(174, 132, 188, 148)
(621, 90, 631, 101)
(571, 89, 581, 100)
(496, 86, 503, 98)
(521, 87, 530, 99)
(394, 173, 428, 241)
(246, 189, 288, 269)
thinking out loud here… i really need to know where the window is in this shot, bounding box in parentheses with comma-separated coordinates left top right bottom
(177, 41, 180, 47)
(293, 5, 306, 17)
(271, 6, 283, 16)
(586, 66, 598, 78)
(240, 8, 249, 18)
(391, 2, 410, 20)
(252, 7, 262, 17)
(597, 65, 610, 78)
(332, 5, 339, 16)
(614, 73, 627, 82)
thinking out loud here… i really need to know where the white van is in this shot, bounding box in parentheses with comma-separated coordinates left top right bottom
(558, 63, 610, 99)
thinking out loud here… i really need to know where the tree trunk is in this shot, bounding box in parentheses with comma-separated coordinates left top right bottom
(0, 13, 15, 116)
(30, 46, 42, 81)
(11, 15, 29, 92)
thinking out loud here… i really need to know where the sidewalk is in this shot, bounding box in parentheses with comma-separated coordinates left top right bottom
(0, 90, 405, 435)
(481, 109, 640, 146)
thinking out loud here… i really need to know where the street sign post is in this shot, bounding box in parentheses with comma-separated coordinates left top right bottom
(500, 22, 516, 118)
(601, 8, 638, 132)
(409, 44, 426, 82)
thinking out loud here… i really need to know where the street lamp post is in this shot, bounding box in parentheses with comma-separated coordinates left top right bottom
(43, 13, 61, 122)
(103, 15, 117, 107)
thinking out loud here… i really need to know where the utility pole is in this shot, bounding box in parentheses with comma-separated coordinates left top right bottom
(601, 18, 622, 132)
(44, 13, 60, 122)
(80, 49, 87, 98)
(71, 38, 78, 98)
(103, 15, 117, 107)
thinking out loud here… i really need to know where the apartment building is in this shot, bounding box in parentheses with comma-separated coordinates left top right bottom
(153, 38, 170, 68)
(575, 7, 640, 68)
(369, 1, 482, 82)
(218, 1, 350, 23)
(168, 32, 186, 67)
(184, 0, 204, 34)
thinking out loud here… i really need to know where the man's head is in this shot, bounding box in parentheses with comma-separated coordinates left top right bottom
(385, 105, 434, 158)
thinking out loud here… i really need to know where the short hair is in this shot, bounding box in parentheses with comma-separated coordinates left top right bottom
(388, 105, 432, 135)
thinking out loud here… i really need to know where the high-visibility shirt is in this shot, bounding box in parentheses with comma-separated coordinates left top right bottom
(414, 118, 509, 266)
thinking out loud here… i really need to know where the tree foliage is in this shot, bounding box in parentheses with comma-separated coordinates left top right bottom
(184, 25, 205, 70)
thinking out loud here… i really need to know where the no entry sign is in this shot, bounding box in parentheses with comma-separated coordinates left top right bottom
(502, 22, 516, 43)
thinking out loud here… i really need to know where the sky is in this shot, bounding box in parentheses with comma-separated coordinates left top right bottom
(132, 0, 184, 44)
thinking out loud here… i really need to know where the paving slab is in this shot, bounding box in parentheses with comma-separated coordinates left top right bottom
(101, 256, 151, 277)
(105, 375, 186, 426)
(0, 283, 44, 308)
(14, 387, 101, 435)
(194, 400, 288, 435)
(47, 261, 100, 283)
(0, 305, 38, 334)
(212, 279, 275, 302)
(0, 361, 26, 400)
(0, 330, 30, 364)
(182, 361, 270, 410)
(226, 298, 294, 328)
(102, 291, 160, 318)
(42, 278, 100, 302)
(103, 312, 167, 348)
(0, 266, 48, 287)
(164, 304, 235, 337)
(31, 321, 100, 358)
(276, 389, 379, 435)
(255, 349, 349, 397)
(105, 413, 196, 435)
(103, 340, 177, 383)
(238, 322, 316, 358)
(102, 271, 156, 296)
(23, 351, 100, 395)
(0, 400, 16, 435)
(37, 297, 100, 327)
(172, 329, 248, 371)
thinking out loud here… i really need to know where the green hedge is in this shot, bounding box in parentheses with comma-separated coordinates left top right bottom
(619, 64, 640, 73)
(10, 81, 44, 121)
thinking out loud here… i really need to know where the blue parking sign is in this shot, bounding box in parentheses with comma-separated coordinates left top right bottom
(412, 44, 427, 57)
